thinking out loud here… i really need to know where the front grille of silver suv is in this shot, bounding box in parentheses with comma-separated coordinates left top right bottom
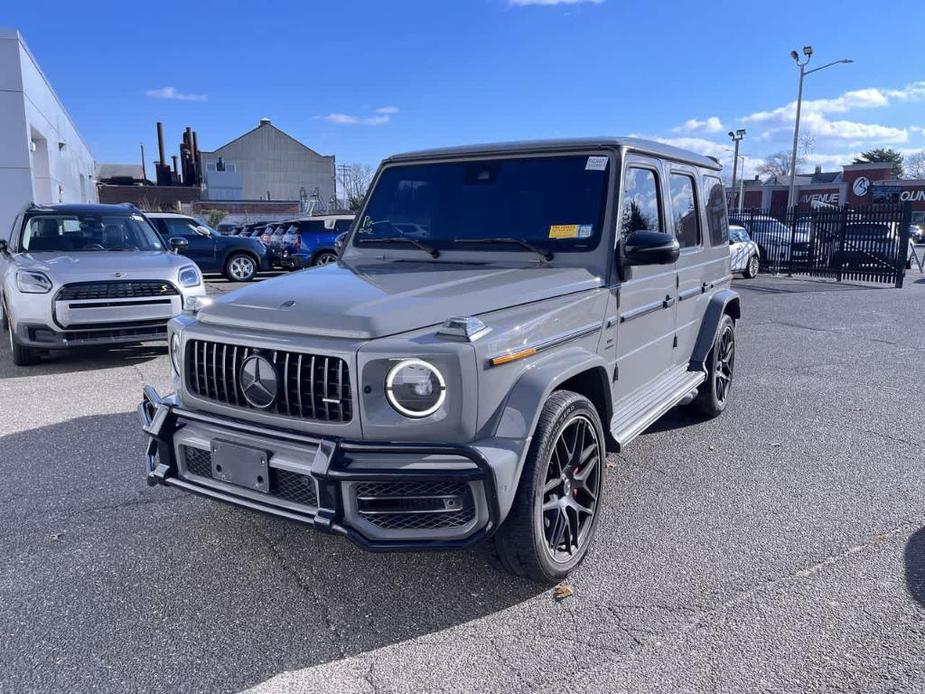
(185, 339, 353, 422)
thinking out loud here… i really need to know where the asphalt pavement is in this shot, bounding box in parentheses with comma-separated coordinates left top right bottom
(1, 268, 924, 693)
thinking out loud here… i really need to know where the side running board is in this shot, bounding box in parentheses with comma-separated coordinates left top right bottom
(610, 366, 706, 450)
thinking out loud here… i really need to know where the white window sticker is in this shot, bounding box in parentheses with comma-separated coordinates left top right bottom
(585, 156, 608, 171)
(578, 224, 593, 238)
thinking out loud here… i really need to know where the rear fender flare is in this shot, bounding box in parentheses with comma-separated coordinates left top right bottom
(691, 289, 740, 367)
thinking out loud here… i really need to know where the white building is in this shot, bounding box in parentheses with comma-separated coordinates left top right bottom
(200, 118, 335, 205)
(0, 29, 96, 234)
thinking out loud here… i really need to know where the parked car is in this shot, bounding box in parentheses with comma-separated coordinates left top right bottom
(909, 224, 924, 244)
(0, 203, 207, 365)
(279, 215, 355, 269)
(145, 213, 270, 282)
(729, 214, 809, 270)
(139, 138, 740, 583)
(729, 225, 759, 278)
(833, 223, 915, 270)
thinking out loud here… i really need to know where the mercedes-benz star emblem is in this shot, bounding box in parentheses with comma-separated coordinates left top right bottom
(239, 355, 279, 409)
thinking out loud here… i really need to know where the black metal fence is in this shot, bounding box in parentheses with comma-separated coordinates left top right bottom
(729, 203, 913, 287)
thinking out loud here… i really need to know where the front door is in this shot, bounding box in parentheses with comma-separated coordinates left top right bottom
(158, 218, 217, 271)
(608, 158, 677, 405)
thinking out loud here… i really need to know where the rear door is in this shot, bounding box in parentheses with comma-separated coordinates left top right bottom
(608, 158, 677, 403)
(667, 167, 709, 366)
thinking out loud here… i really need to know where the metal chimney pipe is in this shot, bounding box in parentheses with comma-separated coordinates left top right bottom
(172, 155, 179, 174)
(156, 122, 166, 169)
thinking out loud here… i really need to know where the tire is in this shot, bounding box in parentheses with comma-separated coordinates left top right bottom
(743, 254, 759, 279)
(5, 308, 38, 366)
(224, 253, 257, 282)
(692, 314, 735, 418)
(313, 251, 338, 266)
(490, 390, 606, 584)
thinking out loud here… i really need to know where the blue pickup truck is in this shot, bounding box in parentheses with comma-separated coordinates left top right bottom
(278, 215, 354, 269)
(145, 212, 270, 282)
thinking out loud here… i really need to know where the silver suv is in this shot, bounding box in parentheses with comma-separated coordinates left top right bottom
(1, 203, 207, 366)
(140, 139, 740, 582)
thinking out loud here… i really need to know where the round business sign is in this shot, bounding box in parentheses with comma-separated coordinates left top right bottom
(853, 176, 871, 197)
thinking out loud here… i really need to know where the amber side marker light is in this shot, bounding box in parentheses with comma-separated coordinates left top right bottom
(489, 347, 537, 367)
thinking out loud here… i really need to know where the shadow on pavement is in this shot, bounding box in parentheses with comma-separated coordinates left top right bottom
(0, 412, 543, 692)
(0, 342, 165, 379)
(904, 526, 925, 609)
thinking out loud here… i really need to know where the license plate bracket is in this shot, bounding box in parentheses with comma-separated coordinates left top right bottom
(211, 440, 270, 493)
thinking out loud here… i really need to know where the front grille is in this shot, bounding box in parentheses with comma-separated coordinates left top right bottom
(57, 280, 179, 301)
(186, 339, 352, 422)
(180, 446, 318, 508)
(355, 480, 475, 531)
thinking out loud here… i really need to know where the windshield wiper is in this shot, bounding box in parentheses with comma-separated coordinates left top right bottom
(453, 237, 553, 262)
(356, 236, 440, 258)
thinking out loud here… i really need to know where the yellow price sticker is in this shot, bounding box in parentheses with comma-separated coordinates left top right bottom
(549, 224, 579, 239)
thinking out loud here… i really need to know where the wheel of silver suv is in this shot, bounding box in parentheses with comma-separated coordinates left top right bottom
(490, 390, 605, 584)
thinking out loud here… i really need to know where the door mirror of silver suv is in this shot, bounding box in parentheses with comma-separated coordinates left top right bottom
(0, 239, 8, 255)
(169, 237, 190, 253)
(622, 230, 680, 266)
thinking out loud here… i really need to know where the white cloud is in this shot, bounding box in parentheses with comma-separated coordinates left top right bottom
(672, 116, 724, 134)
(315, 107, 398, 126)
(509, 0, 603, 6)
(145, 86, 207, 102)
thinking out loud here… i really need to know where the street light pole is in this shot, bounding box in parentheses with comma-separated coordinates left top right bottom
(728, 129, 746, 210)
(737, 154, 747, 213)
(786, 48, 853, 210)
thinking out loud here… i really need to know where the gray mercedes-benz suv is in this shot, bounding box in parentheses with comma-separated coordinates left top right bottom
(140, 138, 740, 582)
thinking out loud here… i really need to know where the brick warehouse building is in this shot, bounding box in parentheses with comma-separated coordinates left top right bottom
(731, 162, 925, 227)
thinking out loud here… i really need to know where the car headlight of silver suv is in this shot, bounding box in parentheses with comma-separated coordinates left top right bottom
(16, 270, 53, 294)
(178, 265, 202, 288)
(385, 359, 446, 418)
(169, 332, 182, 376)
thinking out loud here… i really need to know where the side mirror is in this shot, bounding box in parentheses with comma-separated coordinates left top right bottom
(334, 232, 348, 255)
(622, 230, 680, 266)
(0, 239, 8, 255)
(169, 237, 190, 253)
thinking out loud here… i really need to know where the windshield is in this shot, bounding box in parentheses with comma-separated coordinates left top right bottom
(354, 155, 610, 253)
(20, 213, 164, 253)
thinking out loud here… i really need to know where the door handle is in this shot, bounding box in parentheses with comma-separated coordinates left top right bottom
(663, 295, 676, 309)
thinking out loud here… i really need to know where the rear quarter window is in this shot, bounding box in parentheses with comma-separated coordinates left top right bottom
(703, 175, 728, 247)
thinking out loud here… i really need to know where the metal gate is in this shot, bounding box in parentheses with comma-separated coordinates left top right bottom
(730, 203, 913, 287)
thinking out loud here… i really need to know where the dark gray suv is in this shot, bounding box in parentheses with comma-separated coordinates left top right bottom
(140, 138, 740, 582)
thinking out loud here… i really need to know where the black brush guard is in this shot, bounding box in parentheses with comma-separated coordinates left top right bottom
(138, 386, 500, 551)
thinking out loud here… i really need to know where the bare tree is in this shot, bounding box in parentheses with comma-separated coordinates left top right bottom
(338, 164, 375, 211)
(905, 150, 925, 179)
(756, 151, 804, 180)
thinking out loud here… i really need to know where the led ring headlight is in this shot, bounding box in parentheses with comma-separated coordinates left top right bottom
(385, 359, 446, 418)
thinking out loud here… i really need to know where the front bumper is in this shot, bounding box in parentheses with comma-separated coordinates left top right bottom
(16, 320, 169, 348)
(139, 386, 500, 551)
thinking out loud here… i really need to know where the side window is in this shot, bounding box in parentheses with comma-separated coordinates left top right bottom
(619, 167, 663, 239)
(334, 219, 353, 232)
(703, 175, 729, 247)
(669, 172, 700, 249)
(163, 219, 201, 237)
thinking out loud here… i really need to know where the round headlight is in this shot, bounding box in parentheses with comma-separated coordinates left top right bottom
(170, 333, 181, 375)
(385, 359, 446, 418)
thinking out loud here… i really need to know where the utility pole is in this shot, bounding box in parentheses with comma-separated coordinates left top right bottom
(140, 143, 147, 182)
(337, 164, 351, 208)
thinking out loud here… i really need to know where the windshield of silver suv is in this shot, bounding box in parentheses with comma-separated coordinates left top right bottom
(19, 213, 164, 253)
(354, 154, 611, 255)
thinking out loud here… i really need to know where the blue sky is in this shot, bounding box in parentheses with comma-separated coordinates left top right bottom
(5, 0, 925, 179)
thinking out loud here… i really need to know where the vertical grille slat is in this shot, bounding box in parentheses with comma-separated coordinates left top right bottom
(186, 339, 351, 423)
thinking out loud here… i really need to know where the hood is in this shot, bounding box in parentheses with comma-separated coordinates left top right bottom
(14, 251, 187, 281)
(200, 261, 604, 339)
